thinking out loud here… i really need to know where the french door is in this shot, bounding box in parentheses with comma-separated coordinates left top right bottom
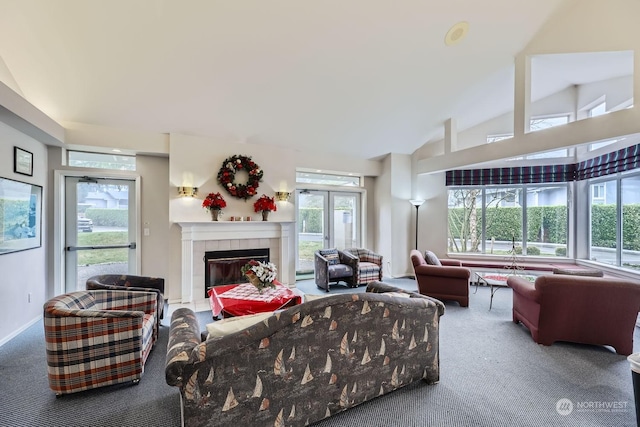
(296, 190, 361, 275)
(64, 176, 137, 292)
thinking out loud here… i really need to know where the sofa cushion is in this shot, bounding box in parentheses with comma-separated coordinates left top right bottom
(552, 267, 604, 277)
(424, 251, 442, 266)
(319, 248, 340, 265)
(206, 312, 273, 339)
(328, 264, 353, 279)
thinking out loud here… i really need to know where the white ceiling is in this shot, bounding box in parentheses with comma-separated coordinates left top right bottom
(1, 0, 621, 160)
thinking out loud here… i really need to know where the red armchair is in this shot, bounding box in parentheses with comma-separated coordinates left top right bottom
(410, 250, 470, 307)
(507, 274, 640, 355)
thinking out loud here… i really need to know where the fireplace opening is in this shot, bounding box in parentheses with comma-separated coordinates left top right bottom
(204, 248, 270, 297)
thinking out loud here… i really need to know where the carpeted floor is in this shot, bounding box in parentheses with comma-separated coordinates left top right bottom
(1, 278, 638, 426)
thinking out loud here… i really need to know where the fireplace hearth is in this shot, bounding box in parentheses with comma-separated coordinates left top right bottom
(204, 248, 270, 297)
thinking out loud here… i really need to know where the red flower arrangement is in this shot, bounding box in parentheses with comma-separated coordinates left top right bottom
(202, 192, 227, 211)
(253, 194, 277, 213)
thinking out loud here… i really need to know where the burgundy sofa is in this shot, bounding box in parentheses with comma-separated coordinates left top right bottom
(507, 274, 640, 355)
(410, 250, 470, 307)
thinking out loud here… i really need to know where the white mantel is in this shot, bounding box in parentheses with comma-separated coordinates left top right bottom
(178, 221, 295, 303)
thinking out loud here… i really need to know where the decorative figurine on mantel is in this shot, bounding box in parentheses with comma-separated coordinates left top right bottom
(253, 194, 277, 221)
(202, 192, 227, 221)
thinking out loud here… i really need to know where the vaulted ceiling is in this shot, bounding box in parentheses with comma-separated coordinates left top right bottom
(0, 0, 585, 160)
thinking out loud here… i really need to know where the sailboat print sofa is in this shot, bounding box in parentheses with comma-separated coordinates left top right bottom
(165, 281, 444, 427)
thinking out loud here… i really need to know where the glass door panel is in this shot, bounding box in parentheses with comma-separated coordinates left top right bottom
(64, 177, 136, 292)
(296, 190, 328, 275)
(331, 193, 360, 250)
(295, 190, 362, 276)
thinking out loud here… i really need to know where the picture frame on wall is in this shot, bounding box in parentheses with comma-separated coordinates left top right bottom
(0, 176, 42, 255)
(14, 147, 33, 176)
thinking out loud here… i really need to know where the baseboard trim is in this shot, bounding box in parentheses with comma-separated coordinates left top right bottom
(0, 315, 42, 347)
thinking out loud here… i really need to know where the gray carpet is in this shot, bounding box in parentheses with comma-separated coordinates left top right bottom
(1, 278, 638, 426)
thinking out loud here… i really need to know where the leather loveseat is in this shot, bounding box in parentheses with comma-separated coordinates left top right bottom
(507, 274, 640, 355)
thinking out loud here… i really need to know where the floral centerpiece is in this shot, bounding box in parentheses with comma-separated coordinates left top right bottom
(241, 260, 278, 292)
(202, 192, 227, 221)
(253, 194, 277, 221)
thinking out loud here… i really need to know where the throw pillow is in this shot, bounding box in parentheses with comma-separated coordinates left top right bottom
(319, 248, 340, 265)
(206, 312, 273, 339)
(424, 250, 442, 266)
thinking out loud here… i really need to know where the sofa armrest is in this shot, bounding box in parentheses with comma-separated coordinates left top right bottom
(506, 276, 540, 301)
(414, 264, 470, 279)
(440, 259, 462, 267)
(165, 308, 202, 387)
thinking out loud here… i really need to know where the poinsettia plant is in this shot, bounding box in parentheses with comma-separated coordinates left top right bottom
(253, 194, 277, 213)
(202, 192, 227, 211)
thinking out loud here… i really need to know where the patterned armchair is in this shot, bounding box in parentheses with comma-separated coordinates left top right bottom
(43, 290, 158, 395)
(87, 274, 165, 320)
(314, 248, 358, 291)
(344, 248, 383, 286)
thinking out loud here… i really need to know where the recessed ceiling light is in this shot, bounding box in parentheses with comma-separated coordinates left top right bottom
(445, 21, 469, 46)
(112, 149, 122, 152)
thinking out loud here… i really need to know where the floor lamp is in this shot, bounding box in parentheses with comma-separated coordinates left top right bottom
(409, 199, 425, 250)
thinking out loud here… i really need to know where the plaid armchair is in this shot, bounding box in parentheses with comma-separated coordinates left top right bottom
(344, 248, 383, 286)
(43, 289, 158, 395)
(86, 274, 165, 319)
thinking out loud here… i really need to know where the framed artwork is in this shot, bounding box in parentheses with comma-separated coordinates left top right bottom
(0, 176, 42, 254)
(14, 147, 33, 176)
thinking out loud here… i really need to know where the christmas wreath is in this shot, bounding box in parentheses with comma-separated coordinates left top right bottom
(217, 155, 263, 200)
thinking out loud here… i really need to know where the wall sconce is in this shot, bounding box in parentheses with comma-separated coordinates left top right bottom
(178, 186, 198, 197)
(275, 191, 291, 202)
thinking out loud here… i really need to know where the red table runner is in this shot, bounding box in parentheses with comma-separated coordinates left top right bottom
(208, 281, 301, 317)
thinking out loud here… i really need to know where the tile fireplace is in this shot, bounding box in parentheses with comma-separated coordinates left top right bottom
(178, 221, 294, 303)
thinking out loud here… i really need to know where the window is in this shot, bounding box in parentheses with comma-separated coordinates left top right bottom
(68, 151, 136, 171)
(529, 115, 570, 132)
(589, 179, 617, 266)
(296, 172, 360, 187)
(448, 184, 568, 257)
(589, 173, 640, 271)
(592, 184, 605, 204)
(588, 102, 607, 118)
(589, 139, 619, 152)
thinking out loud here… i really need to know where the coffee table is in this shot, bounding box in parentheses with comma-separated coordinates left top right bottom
(474, 271, 539, 310)
(208, 281, 302, 318)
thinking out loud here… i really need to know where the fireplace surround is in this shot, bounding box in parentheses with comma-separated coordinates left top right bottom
(204, 248, 270, 297)
(178, 221, 294, 303)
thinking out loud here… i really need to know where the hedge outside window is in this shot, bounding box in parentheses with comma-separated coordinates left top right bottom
(448, 184, 568, 257)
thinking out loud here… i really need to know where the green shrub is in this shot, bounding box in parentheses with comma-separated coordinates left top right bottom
(555, 247, 567, 256)
(85, 208, 128, 227)
(526, 246, 540, 255)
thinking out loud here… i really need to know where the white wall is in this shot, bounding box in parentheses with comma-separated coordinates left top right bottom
(0, 122, 48, 344)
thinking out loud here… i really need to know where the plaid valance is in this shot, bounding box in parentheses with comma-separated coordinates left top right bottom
(446, 165, 575, 186)
(446, 143, 640, 186)
(576, 144, 640, 180)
